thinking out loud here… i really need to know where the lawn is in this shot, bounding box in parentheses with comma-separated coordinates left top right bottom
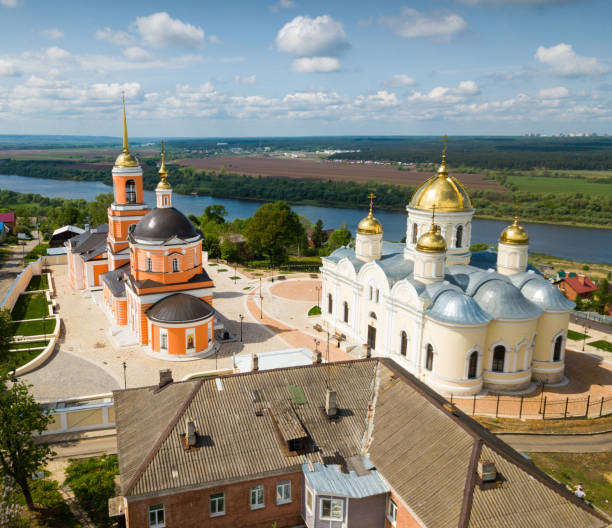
(567, 329, 589, 341)
(10, 340, 49, 350)
(11, 293, 50, 320)
(506, 175, 612, 197)
(1, 347, 45, 374)
(12, 318, 56, 337)
(26, 275, 49, 291)
(589, 340, 612, 353)
(526, 452, 612, 515)
(64, 455, 119, 528)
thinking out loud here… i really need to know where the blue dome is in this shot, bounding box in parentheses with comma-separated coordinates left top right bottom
(521, 278, 574, 312)
(427, 290, 490, 325)
(473, 279, 542, 320)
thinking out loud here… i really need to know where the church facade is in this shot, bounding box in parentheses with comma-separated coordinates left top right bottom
(68, 102, 216, 360)
(320, 150, 574, 396)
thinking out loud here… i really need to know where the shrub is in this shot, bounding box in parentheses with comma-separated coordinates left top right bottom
(308, 305, 322, 316)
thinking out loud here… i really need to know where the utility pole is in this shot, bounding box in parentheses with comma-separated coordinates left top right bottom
(122, 361, 127, 389)
(239, 313, 244, 342)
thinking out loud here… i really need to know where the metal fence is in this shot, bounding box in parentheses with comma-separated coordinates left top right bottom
(571, 312, 612, 335)
(450, 393, 612, 420)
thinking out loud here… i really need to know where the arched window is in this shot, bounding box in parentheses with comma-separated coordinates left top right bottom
(492, 345, 505, 372)
(125, 180, 136, 203)
(328, 294, 333, 314)
(412, 223, 418, 244)
(456, 225, 463, 248)
(425, 344, 434, 371)
(369, 311, 377, 320)
(146, 258, 152, 272)
(163, 196, 168, 206)
(343, 301, 349, 323)
(400, 331, 408, 357)
(468, 351, 478, 379)
(553, 335, 563, 361)
(172, 258, 179, 272)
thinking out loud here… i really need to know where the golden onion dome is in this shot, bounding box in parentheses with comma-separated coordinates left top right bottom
(416, 225, 446, 253)
(156, 141, 172, 190)
(409, 156, 472, 212)
(357, 213, 383, 235)
(500, 217, 529, 245)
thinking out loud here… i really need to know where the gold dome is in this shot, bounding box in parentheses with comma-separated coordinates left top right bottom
(357, 193, 383, 235)
(156, 141, 172, 190)
(115, 95, 139, 168)
(500, 217, 529, 245)
(409, 156, 472, 212)
(416, 224, 446, 253)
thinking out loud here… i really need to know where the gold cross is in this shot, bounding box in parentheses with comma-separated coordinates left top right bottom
(368, 193, 375, 214)
(441, 134, 448, 157)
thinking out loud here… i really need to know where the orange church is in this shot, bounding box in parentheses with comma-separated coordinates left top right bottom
(68, 101, 216, 359)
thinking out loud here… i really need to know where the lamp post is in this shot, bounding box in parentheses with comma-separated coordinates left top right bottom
(259, 277, 263, 319)
(239, 314, 244, 342)
(582, 325, 587, 351)
(234, 265, 237, 285)
(122, 361, 127, 389)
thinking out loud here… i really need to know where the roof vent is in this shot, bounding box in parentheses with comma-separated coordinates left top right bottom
(252, 354, 259, 372)
(478, 460, 497, 483)
(186, 419, 197, 448)
(325, 388, 337, 418)
(158, 369, 173, 389)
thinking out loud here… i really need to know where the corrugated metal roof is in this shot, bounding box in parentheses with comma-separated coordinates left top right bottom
(303, 459, 388, 498)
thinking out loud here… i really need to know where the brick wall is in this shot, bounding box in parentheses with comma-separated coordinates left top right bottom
(384, 492, 422, 528)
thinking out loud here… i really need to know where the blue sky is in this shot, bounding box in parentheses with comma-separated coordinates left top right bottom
(0, 0, 611, 137)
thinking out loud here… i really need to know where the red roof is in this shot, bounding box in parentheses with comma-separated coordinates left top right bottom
(0, 213, 15, 223)
(562, 275, 597, 294)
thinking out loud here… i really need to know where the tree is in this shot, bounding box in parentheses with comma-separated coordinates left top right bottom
(0, 373, 54, 510)
(202, 205, 228, 225)
(311, 219, 326, 249)
(326, 224, 352, 251)
(0, 310, 14, 371)
(187, 214, 200, 227)
(245, 201, 304, 266)
(202, 234, 221, 259)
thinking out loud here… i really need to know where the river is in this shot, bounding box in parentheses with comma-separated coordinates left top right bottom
(1, 173, 611, 263)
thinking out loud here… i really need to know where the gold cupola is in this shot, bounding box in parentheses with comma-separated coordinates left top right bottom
(416, 224, 446, 253)
(357, 193, 383, 235)
(409, 136, 472, 212)
(500, 216, 529, 245)
(156, 140, 171, 190)
(114, 95, 139, 168)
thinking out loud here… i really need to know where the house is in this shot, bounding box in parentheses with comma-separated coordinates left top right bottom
(0, 212, 16, 231)
(554, 275, 598, 301)
(66, 224, 109, 289)
(111, 359, 608, 528)
(49, 225, 85, 248)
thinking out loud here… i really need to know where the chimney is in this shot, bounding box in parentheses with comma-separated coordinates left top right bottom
(478, 460, 497, 483)
(252, 354, 259, 372)
(158, 369, 173, 389)
(325, 388, 337, 417)
(362, 344, 371, 358)
(313, 350, 322, 364)
(186, 419, 197, 448)
(578, 275, 585, 285)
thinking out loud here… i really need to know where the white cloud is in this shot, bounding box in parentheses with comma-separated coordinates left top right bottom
(354, 91, 399, 108)
(88, 82, 142, 101)
(291, 57, 341, 73)
(390, 74, 416, 86)
(122, 47, 153, 61)
(408, 81, 479, 103)
(270, 0, 296, 11)
(44, 47, 72, 63)
(134, 12, 205, 49)
(42, 28, 64, 40)
(0, 0, 18, 7)
(234, 75, 257, 84)
(535, 43, 608, 76)
(276, 15, 349, 57)
(283, 91, 340, 105)
(379, 8, 467, 41)
(95, 27, 135, 47)
(538, 86, 569, 98)
(0, 59, 20, 77)
(456, 80, 479, 95)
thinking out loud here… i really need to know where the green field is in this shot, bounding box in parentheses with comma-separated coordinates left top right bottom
(12, 318, 56, 336)
(507, 175, 612, 196)
(11, 340, 49, 349)
(11, 293, 50, 320)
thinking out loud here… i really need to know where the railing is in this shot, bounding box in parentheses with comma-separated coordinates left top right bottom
(571, 311, 612, 335)
(450, 393, 612, 420)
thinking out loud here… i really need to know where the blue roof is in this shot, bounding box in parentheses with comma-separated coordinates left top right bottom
(427, 289, 491, 325)
(472, 278, 543, 319)
(519, 277, 574, 312)
(303, 458, 389, 499)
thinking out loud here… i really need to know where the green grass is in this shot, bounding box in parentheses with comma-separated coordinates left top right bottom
(64, 455, 118, 528)
(589, 340, 612, 353)
(208, 262, 218, 266)
(11, 293, 50, 320)
(13, 477, 80, 528)
(506, 175, 612, 196)
(527, 452, 612, 515)
(1, 347, 44, 373)
(26, 275, 49, 291)
(308, 305, 322, 316)
(217, 268, 228, 272)
(12, 318, 56, 337)
(10, 340, 49, 349)
(229, 275, 241, 280)
(567, 329, 588, 341)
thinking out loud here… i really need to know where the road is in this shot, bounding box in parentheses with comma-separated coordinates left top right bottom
(0, 235, 40, 300)
(496, 431, 612, 453)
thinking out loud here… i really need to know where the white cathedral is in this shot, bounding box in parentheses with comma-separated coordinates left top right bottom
(320, 149, 574, 396)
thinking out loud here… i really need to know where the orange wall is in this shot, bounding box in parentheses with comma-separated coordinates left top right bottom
(92, 262, 108, 286)
(113, 174, 143, 205)
(132, 246, 203, 285)
(150, 320, 213, 355)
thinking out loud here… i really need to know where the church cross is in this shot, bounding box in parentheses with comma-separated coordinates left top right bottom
(368, 193, 376, 214)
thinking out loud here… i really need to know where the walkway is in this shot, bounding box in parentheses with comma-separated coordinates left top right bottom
(498, 431, 612, 453)
(0, 235, 39, 300)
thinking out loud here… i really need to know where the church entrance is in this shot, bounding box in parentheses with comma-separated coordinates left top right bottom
(367, 325, 376, 350)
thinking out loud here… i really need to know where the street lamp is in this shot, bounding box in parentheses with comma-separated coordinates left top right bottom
(122, 361, 127, 389)
(234, 265, 237, 285)
(259, 277, 263, 319)
(582, 325, 587, 351)
(239, 314, 244, 342)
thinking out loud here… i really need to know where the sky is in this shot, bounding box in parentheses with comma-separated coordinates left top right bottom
(0, 0, 611, 137)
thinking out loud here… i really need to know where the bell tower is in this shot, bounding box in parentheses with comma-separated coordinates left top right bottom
(107, 95, 150, 271)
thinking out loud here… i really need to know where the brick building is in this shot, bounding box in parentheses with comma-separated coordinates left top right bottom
(112, 359, 608, 528)
(554, 274, 598, 301)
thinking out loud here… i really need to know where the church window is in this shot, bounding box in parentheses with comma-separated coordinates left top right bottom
(125, 180, 136, 203)
(172, 258, 179, 272)
(492, 345, 505, 372)
(328, 294, 333, 315)
(146, 258, 152, 272)
(553, 335, 563, 361)
(468, 351, 478, 379)
(456, 225, 463, 248)
(163, 196, 168, 206)
(369, 311, 377, 320)
(400, 331, 408, 356)
(425, 344, 434, 371)
(375, 289, 380, 303)
(343, 302, 349, 323)
(193, 251, 197, 268)
(369, 286, 373, 301)
(412, 223, 418, 244)
(160, 331, 168, 350)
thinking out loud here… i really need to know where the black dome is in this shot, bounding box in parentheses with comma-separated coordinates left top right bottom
(132, 207, 198, 241)
(146, 293, 214, 324)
